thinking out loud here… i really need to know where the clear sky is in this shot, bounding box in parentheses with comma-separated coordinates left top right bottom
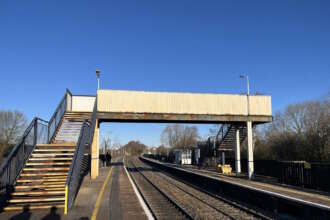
(1, 1, 329, 147)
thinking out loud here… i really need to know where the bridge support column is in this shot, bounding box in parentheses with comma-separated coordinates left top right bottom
(247, 121, 254, 179)
(235, 127, 241, 175)
(91, 119, 99, 179)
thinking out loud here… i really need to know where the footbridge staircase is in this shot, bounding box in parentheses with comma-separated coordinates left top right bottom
(215, 124, 248, 151)
(0, 90, 95, 212)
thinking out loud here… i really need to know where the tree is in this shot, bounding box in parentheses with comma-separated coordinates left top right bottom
(257, 95, 330, 161)
(156, 144, 169, 156)
(122, 141, 148, 156)
(161, 124, 199, 149)
(100, 131, 112, 154)
(0, 110, 27, 161)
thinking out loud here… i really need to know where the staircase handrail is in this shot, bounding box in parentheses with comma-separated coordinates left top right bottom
(65, 98, 97, 212)
(216, 124, 232, 148)
(48, 89, 72, 142)
(65, 120, 91, 210)
(0, 117, 49, 195)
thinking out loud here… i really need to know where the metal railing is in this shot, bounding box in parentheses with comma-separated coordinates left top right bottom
(48, 89, 72, 142)
(65, 98, 97, 212)
(211, 124, 232, 149)
(0, 118, 49, 196)
(65, 120, 91, 210)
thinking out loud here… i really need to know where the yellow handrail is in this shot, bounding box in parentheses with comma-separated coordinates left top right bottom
(64, 185, 68, 214)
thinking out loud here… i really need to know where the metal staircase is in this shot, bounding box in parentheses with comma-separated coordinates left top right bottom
(52, 112, 91, 144)
(0, 91, 94, 212)
(217, 124, 247, 150)
(4, 143, 76, 211)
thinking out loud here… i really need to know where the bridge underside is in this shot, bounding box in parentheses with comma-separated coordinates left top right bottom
(97, 112, 272, 124)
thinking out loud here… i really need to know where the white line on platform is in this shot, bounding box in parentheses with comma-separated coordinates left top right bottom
(123, 156, 154, 220)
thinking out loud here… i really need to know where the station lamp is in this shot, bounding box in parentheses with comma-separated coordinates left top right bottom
(96, 68, 101, 90)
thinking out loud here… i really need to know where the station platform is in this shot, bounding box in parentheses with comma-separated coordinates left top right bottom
(144, 157, 330, 209)
(0, 157, 147, 220)
(109, 158, 147, 220)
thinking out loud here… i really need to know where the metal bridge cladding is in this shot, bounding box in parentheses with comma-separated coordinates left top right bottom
(96, 89, 272, 123)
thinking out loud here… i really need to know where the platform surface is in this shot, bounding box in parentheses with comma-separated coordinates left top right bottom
(108, 158, 147, 220)
(0, 157, 147, 220)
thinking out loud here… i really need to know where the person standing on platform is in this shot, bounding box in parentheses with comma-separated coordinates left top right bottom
(106, 152, 112, 166)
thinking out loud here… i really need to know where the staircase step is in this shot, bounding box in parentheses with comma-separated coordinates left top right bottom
(17, 179, 66, 183)
(29, 157, 73, 161)
(23, 167, 70, 171)
(37, 143, 76, 147)
(3, 204, 64, 211)
(58, 128, 82, 131)
(58, 125, 82, 128)
(8, 197, 65, 203)
(55, 133, 80, 136)
(44, 188, 66, 191)
(26, 162, 72, 166)
(42, 176, 67, 179)
(31, 153, 74, 157)
(11, 191, 64, 196)
(43, 181, 66, 185)
(34, 149, 75, 152)
(54, 138, 78, 141)
(15, 184, 65, 189)
(21, 173, 68, 177)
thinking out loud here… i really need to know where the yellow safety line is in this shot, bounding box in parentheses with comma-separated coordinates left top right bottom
(64, 185, 68, 214)
(91, 166, 114, 220)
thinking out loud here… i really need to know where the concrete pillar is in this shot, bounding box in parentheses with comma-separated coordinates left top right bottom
(221, 151, 225, 165)
(91, 119, 99, 179)
(247, 121, 254, 179)
(235, 128, 241, 175)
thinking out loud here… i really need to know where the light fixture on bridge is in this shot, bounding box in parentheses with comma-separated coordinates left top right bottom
(239, 74, 250, 96)
(96, 68, 101, 90)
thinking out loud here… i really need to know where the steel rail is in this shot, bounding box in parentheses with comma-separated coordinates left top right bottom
(138, 158, 269, 220)
(128, 160, 193, 220)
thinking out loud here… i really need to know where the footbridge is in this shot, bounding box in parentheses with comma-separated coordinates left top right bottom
(0, 89, 272, 212)
(90, 89, 272, 181)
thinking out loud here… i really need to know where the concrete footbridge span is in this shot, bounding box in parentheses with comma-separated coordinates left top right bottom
(0, 88, 272, 212)
(91, 89, 272, 179)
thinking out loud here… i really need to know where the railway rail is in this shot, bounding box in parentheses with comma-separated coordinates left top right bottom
(126, 157, 265, 220)
(125, 157, 192, 220)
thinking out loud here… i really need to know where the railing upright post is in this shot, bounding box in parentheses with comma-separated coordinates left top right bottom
(33, 118, 38, 146)
(6, 163, 10, 193)
(47, 122, 50, 143)
(22, 138, 25, 158)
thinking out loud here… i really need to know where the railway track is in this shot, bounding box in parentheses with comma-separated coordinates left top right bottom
(126, 157, 266, 220)
(126, 158, 192, 220)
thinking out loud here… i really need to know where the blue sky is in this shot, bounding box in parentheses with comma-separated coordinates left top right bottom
(1, 1, 329, 147)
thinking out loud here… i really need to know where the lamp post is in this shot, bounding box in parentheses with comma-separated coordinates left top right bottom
(96, 68, 101, 90)
(240, 74, 254, 179)
(240, 74, 250, 114)
(240, 75, 249, 95)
